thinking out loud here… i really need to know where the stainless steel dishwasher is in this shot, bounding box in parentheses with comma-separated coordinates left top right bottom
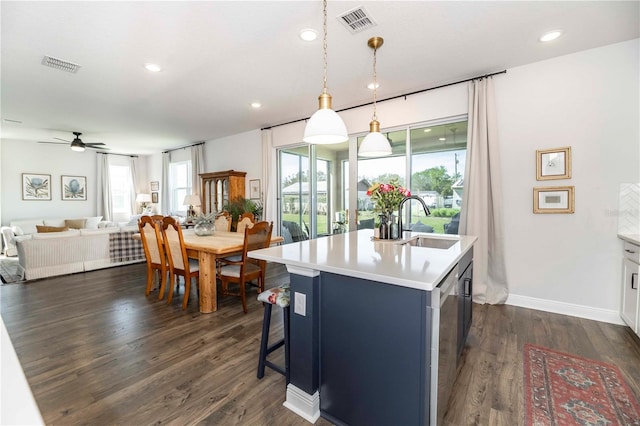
(430, 268, 459, 425)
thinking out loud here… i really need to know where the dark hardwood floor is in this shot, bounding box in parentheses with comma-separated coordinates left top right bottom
(2, 263, 639, 425)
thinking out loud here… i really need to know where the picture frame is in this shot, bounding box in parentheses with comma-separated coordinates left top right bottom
(61, 175, 87, 201)
(151, 192, 158, 203)
(150, 181, 159, 191)
(536, 147, 571, 180)
(249, 179, 261, 200)
(533, 186, 575, 214)
(22, 173, 51, 200)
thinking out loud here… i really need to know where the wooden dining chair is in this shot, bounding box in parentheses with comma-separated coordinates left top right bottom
(161, 216, 200, 310)
(236, 213, 255, 235)
(218, 221, 273, 313)
(138, 216, 168, 300)
(214, 211, 232, 232)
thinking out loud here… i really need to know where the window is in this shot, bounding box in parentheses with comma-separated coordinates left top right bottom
(110, 165, 133, 218)
(409, 120, 466, 234)
(277, 117, 467, 240)
(169, 160, 192, 213)
(352, 118, 467, 234)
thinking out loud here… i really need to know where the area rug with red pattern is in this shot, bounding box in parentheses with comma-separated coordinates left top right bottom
(524, 343, 640, 425)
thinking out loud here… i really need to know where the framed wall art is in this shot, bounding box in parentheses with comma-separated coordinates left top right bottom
(151, 192, 158, 203)
(533, 186, 575, 214)
(536, 147, 571, 180)
(61, 175, 87, 201)
(249, 179, 261, 200)
(150, 181, 159, 191)
(22, 173, 51, 200)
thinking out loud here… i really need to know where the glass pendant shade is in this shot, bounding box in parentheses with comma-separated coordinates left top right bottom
(359, 119, 391, 157)
(358, 36, 391, 157)
(303, 0, 348, 145)
(303, 93, 348, 144)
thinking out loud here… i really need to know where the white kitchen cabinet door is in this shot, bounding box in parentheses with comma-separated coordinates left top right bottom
(621, 257, 640, 334)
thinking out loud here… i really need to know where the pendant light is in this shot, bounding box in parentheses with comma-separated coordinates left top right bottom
(358, 36, 391, 157)
(303, 0, 348, 144)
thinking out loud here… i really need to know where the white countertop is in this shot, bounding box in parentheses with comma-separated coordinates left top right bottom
(250, 230, 477, 291)
(618, 234, 640, 245)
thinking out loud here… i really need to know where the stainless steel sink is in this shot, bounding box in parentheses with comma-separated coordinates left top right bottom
(398, 235, 459, 249)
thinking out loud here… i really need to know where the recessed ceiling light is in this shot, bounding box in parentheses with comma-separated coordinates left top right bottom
(539, 30, 563, 42)
(299, 29, 317, 41)
(439, 137, 446, 141)
(423, 128, 431, 133)
(367, 82, 379, 90)
(144, 63, 162, 72)
(251, 102, 262, 109)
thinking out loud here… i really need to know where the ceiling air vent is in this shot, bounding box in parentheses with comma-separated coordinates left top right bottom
(337, 6, 377, 34)
(41, 55, 81, 73)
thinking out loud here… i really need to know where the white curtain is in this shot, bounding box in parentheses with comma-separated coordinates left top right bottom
(129, 156, 138, 214)
(261, 129, 277, 230)
(190, 143, 205, 198)
(161, 152, 171, 215)
(459, 77, 509, 304)
(96, 153, 113, 221)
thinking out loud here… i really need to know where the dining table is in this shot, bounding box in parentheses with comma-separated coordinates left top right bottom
(135, 229, 283, 313)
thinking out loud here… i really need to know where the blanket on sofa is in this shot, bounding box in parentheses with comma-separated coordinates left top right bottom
(109, 231, 144, 263)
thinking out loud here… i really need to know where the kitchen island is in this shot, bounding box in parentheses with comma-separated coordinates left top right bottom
(249, 229, 477, 425)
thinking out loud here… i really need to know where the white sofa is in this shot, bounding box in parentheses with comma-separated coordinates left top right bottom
(1, 217, 145, 281)
(1, 216, 107, 257)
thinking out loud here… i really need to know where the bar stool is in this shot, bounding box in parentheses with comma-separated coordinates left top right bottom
(257, 283, 290, 383)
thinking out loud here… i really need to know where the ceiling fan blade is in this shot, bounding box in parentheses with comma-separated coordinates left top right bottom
(87, 145, 110, 150)
(38, 141, 67, 145)
(85, 142, 106, 147)
(54, 137, 71, 143)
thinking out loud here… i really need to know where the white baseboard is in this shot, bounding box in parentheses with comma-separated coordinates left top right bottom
(283, 384, 320, 424)
(506, 294, 625, 326)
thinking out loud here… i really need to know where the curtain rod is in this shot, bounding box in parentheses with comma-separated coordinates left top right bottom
(261, 70, 507, 131)
(162, 141, 205, 154)
(96, 151, 138, 158)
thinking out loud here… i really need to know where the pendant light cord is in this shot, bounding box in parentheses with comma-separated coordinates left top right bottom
(372, 45, 378, 121)
(322, 0, 328, 94)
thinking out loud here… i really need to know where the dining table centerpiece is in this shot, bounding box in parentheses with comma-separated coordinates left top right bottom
(367, 179, 411, 239)
(193, 212, 216, 236)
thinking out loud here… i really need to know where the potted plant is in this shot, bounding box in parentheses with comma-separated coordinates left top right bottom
(224, 197, 262, 229)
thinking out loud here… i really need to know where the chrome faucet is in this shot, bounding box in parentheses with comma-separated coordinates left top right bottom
(398, 195, 431, 235)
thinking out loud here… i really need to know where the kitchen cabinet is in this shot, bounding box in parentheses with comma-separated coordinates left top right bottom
(200, 170, 246, 215)
(457, 248, 473, 360)
(621, 240, 640, 335)
(319, 272, 433, 426)
(249, 230, 477, 426)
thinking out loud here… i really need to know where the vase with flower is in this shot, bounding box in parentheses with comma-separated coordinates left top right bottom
(366, 178, 410, 240)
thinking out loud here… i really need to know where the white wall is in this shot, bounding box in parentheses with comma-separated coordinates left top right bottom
(202, 129, 263, 199)
(0, 140, 151, 225)
(1, 140, 99, 225)
(497, 38, 639, 317)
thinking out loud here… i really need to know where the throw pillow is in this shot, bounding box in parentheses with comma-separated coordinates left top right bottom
(65, 218, 87, 229)
(36, 225, 69, 233)
(84, 216, 103, 229)
(11, 226, 24, 236)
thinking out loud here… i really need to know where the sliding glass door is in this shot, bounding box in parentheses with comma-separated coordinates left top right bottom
(276, 116, 467, 242)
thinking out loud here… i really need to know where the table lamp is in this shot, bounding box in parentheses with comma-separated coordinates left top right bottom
(183, 194, 201, 218)
(136, 193, 152, 213)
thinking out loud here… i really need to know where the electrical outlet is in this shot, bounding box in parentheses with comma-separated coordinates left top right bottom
(294, 292, 306, 316)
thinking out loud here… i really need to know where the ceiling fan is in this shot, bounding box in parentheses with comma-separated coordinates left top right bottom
(38, 132, 109, 152)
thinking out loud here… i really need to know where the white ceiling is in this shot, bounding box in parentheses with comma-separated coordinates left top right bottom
(1, 1, 638, 155)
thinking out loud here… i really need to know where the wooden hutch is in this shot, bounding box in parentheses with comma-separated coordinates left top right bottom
(200, 170, 246, 215)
